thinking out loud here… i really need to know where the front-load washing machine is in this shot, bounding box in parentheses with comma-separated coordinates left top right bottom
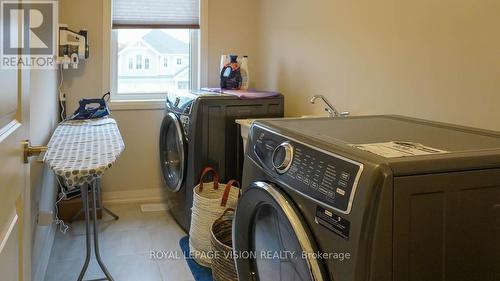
(234, 115, 500, 281)
(160, 90, 284, 231)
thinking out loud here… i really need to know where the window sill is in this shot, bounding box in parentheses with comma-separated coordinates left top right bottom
(109, 99, 165, 111)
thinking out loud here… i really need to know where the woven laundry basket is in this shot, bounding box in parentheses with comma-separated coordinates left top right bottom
(211, 208, 238, 281)
(189, 167, 240, 267)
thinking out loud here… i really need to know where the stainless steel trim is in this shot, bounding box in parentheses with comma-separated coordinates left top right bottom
(310, 95, 340, 117)
(252, 124, 364, 215)
(165, 112, 186, 192)
(166, 92, 196, 115)
(253, 181, 325, 281)
(271, 141, 294, 174)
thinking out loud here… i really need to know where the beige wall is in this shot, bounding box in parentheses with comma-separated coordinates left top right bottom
(59, 0, 104, 111)
(57, 0, 500, 198)
(99, 109, 165, 194)
(255, 0, 500, 131)
(206, 0, 258, 87)
(59, 0, 259, 198)
(59, 0, 165, 197)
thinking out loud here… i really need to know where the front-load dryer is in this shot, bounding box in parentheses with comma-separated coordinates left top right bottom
(160, 91, 284, 231)
(234, 115, 500, 281)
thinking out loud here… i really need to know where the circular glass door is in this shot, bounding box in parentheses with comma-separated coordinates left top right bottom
(159, 112, 186, 192)
(234, 182, 326, 281)
(253, 204, 313, 281)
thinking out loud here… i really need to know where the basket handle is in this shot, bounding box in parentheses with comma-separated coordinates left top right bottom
(220, 180, 241, 207)
(216, 208, 235, 222)
(199, 167, 219, 192)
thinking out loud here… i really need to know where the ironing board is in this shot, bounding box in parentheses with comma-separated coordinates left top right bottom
(45, 117, 125, 281)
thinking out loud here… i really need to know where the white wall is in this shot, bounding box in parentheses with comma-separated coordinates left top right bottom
(29, 68, 59, 281)
(255, 0, 500, 131)
(25, 6, 60, 281)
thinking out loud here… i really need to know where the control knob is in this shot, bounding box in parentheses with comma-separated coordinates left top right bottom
(272, 142, 294, 174)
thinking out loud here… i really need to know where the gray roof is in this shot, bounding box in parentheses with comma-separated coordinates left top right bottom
(142, 30, 189, 54)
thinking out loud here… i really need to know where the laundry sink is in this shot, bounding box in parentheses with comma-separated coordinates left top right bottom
(236, 115, 325, 153)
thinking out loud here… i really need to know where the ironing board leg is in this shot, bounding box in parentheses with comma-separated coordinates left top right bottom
(77, 184, 92, 281)
(69, 208, 83, 223)
(77, 181, 115, 281)
(102, 207, 119, 220)
(96, 179, 119, 221)
(91, 181, 114, 281)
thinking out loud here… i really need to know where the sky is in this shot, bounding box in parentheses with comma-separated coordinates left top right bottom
(118, 29, 190, 44)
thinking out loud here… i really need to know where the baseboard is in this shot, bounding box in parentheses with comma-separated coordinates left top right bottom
(32, 166, 58, 281)
(32, 224, 56, 281)
(102, 188, 167, 204)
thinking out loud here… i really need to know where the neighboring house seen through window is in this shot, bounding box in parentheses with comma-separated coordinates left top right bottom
(113, 29, 196, 98)
(136, 54, 142, 69)
(128, 57, 133, 69)
(177, 81, 189, 90)
(111, 0, 200, 100)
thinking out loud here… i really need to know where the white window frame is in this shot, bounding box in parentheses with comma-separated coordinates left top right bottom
(102, 0, 207, 109)
(110, 29, 200, 101)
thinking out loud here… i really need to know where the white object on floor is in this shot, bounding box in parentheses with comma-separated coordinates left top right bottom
(140, 203, 169, 213)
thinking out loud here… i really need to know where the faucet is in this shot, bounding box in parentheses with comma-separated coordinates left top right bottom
(310, 95, 349, 117)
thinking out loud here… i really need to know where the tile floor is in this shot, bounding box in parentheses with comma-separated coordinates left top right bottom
(44, 203, 194, 281)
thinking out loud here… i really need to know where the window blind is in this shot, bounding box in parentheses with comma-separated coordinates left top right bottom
(112, 0, 200, 29)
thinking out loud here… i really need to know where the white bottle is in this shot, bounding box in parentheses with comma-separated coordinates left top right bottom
(239, 56, 250, 90)
(220, 54, 230, 72)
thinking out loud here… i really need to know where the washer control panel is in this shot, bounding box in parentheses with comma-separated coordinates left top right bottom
(166, 92, 196, 114)
(179, 114, 190, 136)
(251, 125, 363, 214)
(272, 142, 294, 174)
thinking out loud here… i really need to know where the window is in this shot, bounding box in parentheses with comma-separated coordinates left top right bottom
(177, 81, 189, 90)
(113, 29, 197, 97)
(111, 0, 200, 100)
(136, 54, 142, 69)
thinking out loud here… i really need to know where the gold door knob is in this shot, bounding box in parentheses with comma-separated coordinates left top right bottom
(22, 140, 48, 163)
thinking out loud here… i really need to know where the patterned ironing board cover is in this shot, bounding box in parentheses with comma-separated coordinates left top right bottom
(44, 118, 125, 189)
